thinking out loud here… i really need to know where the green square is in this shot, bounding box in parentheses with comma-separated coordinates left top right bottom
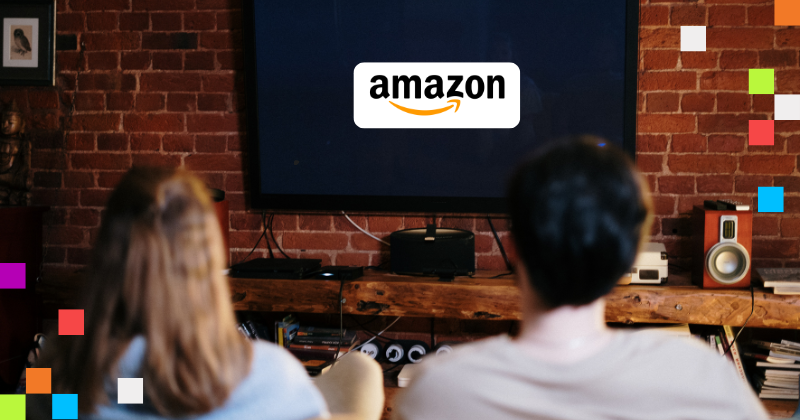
(749, 69, 774, 94)
(0, 394, 25, 420)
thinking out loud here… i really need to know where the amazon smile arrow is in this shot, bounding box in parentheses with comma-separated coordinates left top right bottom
(388, 99, 461, 116)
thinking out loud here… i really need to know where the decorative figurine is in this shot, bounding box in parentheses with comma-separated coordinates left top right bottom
(0, 99, 31, 205)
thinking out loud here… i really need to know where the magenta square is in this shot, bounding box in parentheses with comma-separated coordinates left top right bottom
(0, 263, 25, 289)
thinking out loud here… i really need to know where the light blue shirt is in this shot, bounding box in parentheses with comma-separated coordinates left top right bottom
(83, 337, 329, 420)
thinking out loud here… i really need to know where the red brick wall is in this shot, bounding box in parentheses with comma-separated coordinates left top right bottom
(5, 0, 796, 273)
(638, 0, 800, 269)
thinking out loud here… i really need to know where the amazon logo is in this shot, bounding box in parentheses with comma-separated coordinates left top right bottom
(369, 75, 505, 116)
(354, 63, 520, 129)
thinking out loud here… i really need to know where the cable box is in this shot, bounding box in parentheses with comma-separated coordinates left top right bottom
(229, 258, 322, 279)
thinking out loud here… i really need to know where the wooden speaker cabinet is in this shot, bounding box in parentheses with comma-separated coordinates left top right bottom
(692, 206, 752, 289)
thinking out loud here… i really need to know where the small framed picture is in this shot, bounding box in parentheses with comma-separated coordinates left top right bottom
(0, 0, 54, 86)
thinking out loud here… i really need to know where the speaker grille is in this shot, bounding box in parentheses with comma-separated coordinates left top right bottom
(706, 242, 750, 285)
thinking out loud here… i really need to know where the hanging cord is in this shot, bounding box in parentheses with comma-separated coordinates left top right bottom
(265, 213, 274, 259)
(342, 211, 390, 246)
(344, 316, 402, 358)
(488, 217, 513, 273)
(268, 213, 291, 259)
(347, 315, 393, 343)
(331, 279, 345, 368)
(723, 284, 755, 358)
(236, 211, 267, 264)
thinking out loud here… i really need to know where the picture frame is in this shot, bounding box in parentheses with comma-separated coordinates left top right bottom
(0, 0, 55, 86)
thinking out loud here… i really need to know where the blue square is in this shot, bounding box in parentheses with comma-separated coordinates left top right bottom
(758, 187, 784, 212)
(52, 394, 78, 419)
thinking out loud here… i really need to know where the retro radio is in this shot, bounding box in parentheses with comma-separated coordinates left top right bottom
(692, 202, 752, 289)
(629, 242, 668, 285)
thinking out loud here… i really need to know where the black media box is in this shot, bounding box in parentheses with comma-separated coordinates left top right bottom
(229, 258, 322, 279)
(390, 225, 475, 279)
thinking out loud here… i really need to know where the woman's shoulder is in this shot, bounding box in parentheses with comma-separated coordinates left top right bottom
(239, 340, 313, 386)
(221, 340, 329, 420)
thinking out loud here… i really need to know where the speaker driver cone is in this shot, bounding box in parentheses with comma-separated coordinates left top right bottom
(706, 242, 750, 284)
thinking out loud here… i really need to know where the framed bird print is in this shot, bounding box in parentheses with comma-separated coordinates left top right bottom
(0, 0, 54, 86)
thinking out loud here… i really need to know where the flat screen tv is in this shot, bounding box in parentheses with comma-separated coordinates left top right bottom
(243, 0, 639, 214)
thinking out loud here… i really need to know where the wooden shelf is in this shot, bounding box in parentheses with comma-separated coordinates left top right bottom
(763, 399, 798, 419)
(227, 270, 800, 328)
(40, 269, 800, 328)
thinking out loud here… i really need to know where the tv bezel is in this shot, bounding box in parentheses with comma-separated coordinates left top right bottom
(241, 0, 639, 214)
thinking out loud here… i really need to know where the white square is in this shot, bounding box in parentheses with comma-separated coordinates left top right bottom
(681, 26, 706, 52)
(775, 95, 800, 120)
(117, 378, 143, 404)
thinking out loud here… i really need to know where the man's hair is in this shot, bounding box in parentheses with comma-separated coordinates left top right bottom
(507, 136, 653, 308)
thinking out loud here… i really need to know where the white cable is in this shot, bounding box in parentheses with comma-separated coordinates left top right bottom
(344, 316, 402, 358)
(342, 211, 390, 246)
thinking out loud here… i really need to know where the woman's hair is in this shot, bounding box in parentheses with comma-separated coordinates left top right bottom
(40, 166, 252, 415)
(507, 136, 653, 308)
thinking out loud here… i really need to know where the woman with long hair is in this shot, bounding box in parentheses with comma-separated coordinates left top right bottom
(36, 166, 329, 419)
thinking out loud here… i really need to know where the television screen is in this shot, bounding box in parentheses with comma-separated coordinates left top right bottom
(243, 0, 638, 213)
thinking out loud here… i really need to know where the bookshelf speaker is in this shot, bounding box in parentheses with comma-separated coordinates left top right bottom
(692, 206, 752, 289)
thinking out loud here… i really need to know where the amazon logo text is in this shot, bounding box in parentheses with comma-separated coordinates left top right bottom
(354, 63, 520, 129)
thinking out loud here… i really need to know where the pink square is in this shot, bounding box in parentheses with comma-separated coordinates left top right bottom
(749, 120, 774, 145)
(58, 310, 84, 335)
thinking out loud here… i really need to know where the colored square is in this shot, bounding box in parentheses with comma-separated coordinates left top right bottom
(52, 394, 78, 419)
(775, 95, 800, 120)
(749, 120, 774, 145)
(0, 263, 25, 289)
(118, 378, 143, 404)
(749, 69, 774, 94)
(776, 0, 800, 26)
(758, 187, 784, 213)
(26, 367, 51, 394)
(58, 309, 84, 335)
(680, 26, 706, 52)
(0, 394, 25, 420)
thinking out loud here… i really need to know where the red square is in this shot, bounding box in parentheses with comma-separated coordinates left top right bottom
(58, 309, 84, 335)
(749, 120, 774, 145)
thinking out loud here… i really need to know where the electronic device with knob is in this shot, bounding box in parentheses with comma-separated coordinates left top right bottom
(359, 341, 382, 360)
(692, 205, 752, 289)
(385, 342, 405, 363)
(407, 342, 430, 363)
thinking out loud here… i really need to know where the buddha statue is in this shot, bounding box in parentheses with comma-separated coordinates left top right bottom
(0, 99, 31, 205)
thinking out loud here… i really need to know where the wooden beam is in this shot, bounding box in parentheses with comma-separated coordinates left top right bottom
(40, 270, 800, 328)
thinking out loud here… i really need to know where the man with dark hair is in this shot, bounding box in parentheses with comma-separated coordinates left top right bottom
(394, 137, 768, 420)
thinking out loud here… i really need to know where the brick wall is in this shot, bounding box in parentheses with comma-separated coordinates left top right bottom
(638, 0, 800, 269)
(4, 0, 797, 273)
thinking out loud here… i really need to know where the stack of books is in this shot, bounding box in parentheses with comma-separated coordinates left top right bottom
(275, 314, 299, 348)
(747, 340, 800, 400)
(691, 325, 748, 385)
(288, 327, 360, 376)
(755, 268, 800, 295)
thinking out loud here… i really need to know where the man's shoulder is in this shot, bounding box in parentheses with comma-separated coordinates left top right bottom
(408, 336, 510, 386)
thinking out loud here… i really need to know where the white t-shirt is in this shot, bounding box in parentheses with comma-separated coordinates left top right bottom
(393, 332, 768, 420)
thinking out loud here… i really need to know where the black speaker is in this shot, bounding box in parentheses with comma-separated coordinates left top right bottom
(390, 224, 475, 280)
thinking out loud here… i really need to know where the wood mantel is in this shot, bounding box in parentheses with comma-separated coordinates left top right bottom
(38, 269, 800, 328)
(226, 270, 800, 328)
